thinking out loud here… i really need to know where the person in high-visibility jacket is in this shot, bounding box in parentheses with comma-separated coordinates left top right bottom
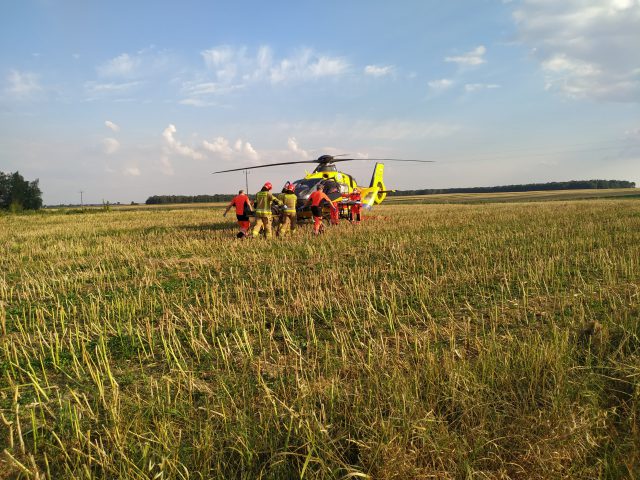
(349, 187, 362, 224)
(275, 184, 289, 232)
(223, 189, 253, 237)
(304, 184, 336, 235)
(278, 183, 298, 237)
(251, 182, 282, 238)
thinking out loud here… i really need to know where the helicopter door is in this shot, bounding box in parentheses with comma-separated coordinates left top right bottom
(322, 180, 342, 202)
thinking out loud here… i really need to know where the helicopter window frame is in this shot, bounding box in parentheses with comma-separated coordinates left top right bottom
(322, 179, 340, 195)
(292, 178, 322, 190)
(343, 174, 354, 189)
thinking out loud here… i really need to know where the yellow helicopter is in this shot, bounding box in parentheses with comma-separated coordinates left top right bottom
(212, 154, 433, 221)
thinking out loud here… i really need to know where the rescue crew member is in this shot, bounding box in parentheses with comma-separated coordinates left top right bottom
(304, 184, 336, 235)
(251, 182, 283, 239)
(279, 182, 297, 237)
(276, 184, 289, 203)
(223, 189, 253, 237)
(275, 183, 289, 233)
(349, 187, 362, 224)
(329, 197, 340, 225)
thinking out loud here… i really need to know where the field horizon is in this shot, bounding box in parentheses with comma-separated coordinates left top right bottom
(37, 187, 640, 213)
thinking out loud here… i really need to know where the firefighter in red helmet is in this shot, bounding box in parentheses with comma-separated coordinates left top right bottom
(251, 181, 282, 238)
(276, 182, 297, 237)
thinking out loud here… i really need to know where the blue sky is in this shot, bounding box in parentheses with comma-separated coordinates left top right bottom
(1, 0, 639, 204)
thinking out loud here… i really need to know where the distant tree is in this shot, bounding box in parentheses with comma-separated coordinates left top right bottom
(0, 172, 9, 207)
(145, 194, 236, 204)
(0, 171, 43, 210)
(392, 180, 636, 196)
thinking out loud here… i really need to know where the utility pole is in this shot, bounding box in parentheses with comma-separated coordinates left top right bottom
(79, 190, 84, 208)
(244, 169, 250, 194)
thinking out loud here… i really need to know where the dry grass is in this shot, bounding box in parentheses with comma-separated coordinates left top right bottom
(387, 188, 640, 204)
(1, 199, 639, 479)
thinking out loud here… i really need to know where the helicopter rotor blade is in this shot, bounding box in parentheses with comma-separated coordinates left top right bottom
(327, 158, 435, 163)
(211, 156, 435, 174)
(212, 159, 318, 174)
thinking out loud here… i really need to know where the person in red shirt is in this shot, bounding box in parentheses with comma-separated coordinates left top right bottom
(304, 184, 336, 235)
(223, 189, 253, 238)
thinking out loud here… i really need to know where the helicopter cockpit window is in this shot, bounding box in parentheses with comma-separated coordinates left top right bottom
(323, 180, 340, 195)
(323, 180, 342, 201)
(292, 178, 322, 198)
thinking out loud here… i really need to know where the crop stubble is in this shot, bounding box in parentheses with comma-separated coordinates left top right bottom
(0, 200, 639, 479)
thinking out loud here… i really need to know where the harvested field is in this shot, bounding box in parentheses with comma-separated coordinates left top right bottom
(1, 198, 639, 478)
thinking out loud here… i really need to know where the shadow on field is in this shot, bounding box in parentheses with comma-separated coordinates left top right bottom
(179, 222, 235, 232)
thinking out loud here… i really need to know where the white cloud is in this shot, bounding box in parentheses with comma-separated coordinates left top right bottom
(542, 54, 601, 77)
(97, 53, 140, 77)
(105, 120, 120, 132)
(445, 46, 487, 66)
(308, 56, 349, 77)
(203, 137, 233, 156)
(287, 137, 308, 158)
(464, 83, 501, 92)
(95, 48, 174, 83)
(364, 65, 394, 77)
(199, 45, 350, 83)
(123, 166, 141, 176)
(428, 78, 454, 91)
(182, 82, 222, 95)
(180, 80, 243, 98)
(102, 137, 120, 154)
(5, 70, 42, 98)
(181, 45, 350, 105)
(203, 135, 259, 162)
(232, 139, 259, 160)
(202, 45, 238, 69)
(242, 141, 259, 160)
(85, 81, 143, 95)
(268, 48, 349, 84)
(512, 0, 640, 102)
(162, 124, 204, 160)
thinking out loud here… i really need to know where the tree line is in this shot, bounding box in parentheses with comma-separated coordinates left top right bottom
(145, 194, 236, 205)
(0, 171, 43, 210)
(145, 180, 636, 205)
(393, 179, 636, 196)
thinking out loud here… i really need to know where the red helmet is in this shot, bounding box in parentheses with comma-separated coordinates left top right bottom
(263, 181, 273, 190)
(288, 183, 296, 192)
